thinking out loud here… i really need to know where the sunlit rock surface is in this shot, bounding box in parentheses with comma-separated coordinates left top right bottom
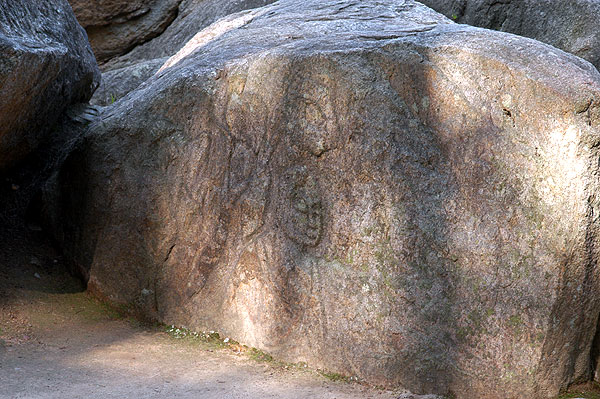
(0, 0, 100, 169)
(89, 0, 277, 105)
(101, 0, 278, 70)
(417, 0, 600, 70)
(44, 1, 600, 397)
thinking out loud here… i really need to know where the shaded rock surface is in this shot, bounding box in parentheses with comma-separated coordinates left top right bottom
(91, 57, 167, 106)
(68, 0, 182, 64)
(0, 0, 100, 170)
(44, 0, 600, 398)
(417, 0, 600, 70)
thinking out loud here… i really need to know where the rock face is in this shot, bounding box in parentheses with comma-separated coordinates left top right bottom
(68, 0, 181, 64)
(89, 0, 277, 105)
(91, 57, 167, 106)
(0, 0, 100, 170)
(44, 1, 600, 397)
(102, 0, 278, 70)
(417, 0, 600, 70)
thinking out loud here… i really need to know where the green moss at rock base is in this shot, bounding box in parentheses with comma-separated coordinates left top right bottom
(248, 347, 274, 362)
(162, 324, 366, 384)
(557, 382, 600, 399)
(319, 370, 350, 382)
(558, 394, 600, 399)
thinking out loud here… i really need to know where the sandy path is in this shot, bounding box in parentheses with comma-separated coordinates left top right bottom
(0, 229, 401, 399)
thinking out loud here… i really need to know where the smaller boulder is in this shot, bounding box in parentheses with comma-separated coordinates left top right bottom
(417, 0, 600, 69)
(0, 0, 100, 169)
(68, 0, 181, 64)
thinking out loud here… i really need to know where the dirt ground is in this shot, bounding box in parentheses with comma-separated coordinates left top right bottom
(0, 227, 405, 399)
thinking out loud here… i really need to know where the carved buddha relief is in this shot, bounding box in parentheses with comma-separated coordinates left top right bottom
(283, 167, 323, 247)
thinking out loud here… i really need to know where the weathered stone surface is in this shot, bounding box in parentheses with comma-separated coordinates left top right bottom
(44, 1, 600, 398)
(417, 0, 600, 70)
(102, 0, 277, 70)
(93, 0, 277, 106)
(68, 0, 181, 64)
(0, 0, 100, 169)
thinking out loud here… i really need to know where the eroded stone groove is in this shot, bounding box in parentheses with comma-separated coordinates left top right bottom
(590, 312, 600, 382)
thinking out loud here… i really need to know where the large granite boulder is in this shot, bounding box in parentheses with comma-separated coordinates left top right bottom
(0, 0, 100, 170)
(68, 0, 181, 64)
(44, 0, 600, 397)
(417, 0, 600, 70)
